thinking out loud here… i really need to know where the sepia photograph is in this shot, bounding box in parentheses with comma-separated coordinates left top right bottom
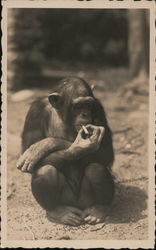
(1, 0, 155, 248)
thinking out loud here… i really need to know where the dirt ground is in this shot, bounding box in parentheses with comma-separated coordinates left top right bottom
(7, 69, 149, 240)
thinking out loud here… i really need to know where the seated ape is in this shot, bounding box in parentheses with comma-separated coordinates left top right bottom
(17, 77, 114, 226)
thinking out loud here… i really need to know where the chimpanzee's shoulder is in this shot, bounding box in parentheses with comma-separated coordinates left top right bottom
(31, 96, 48, 106)
(24, 97, 52, 124)
(29, 96, 51, 112)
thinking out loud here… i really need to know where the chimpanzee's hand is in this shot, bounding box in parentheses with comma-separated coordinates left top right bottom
(71, 125, 105, 154)
(16, 139, 53, 173)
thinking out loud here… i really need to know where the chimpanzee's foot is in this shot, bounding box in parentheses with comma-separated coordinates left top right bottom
(47, 206, 83, 226)
(82, 205, 110, 225)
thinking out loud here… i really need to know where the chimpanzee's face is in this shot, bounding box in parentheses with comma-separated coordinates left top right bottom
(71, 97, 94, 132)
(48, 78, 95, 133)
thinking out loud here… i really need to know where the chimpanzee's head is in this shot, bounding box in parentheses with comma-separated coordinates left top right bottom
(48, 77, 95, 133)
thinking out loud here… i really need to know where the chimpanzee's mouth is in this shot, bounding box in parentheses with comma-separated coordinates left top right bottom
(75, 125, 82, 132)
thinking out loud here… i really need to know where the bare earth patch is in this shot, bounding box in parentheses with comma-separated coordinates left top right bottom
(7, 80, 148, 240)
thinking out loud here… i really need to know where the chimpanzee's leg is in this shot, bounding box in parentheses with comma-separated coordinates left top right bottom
(31, 165, 83, 226)
(79, 163, 114, 224)
(31, 165, 64, 210)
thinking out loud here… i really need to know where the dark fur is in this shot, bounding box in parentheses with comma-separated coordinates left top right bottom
(22, 77, 114, 211)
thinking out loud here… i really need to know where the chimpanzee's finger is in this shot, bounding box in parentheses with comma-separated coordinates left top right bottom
(98, 126, 105, 143)
(79, 127, 86, 138)
(85, 124, 96, 129)
(100, 126, 105, 135)
(21, 160, 29, 172)
(90, 127, 100, 141)
(89, 216, 98, 224)
(69, 214, 83, 223)
(16, 151, 29, 169)
(16, 161, 22, 169)
(85, 124, 96, 134)
(84, 215, 92, 222)
(64, 214, 81, 226)
(17, 161, 24, 170)
(27, 163, 34, 172)
(66, 218, 78, 227)
(16, 156, 24, 169)
(82, 208, 90, 219)
(70, 207, 82, 216)
(84, 216, 97, 224)
(96, 218, 100, 224)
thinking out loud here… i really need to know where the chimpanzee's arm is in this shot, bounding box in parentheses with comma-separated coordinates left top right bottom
(17, 138, 89, 172)
(93, 99, 114, 168)
(39, 125, 107, 171)
(18, 97, 75, 172)
(96, 127, 114, 168)
(21, 97, 53, 152)
(38, 145, 86, 170)
(18, 124, 106, 173)
(17, 137, 72, 172)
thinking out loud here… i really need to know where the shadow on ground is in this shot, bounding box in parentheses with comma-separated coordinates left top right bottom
(107, 183, 147, 224)
(7, 68, 149, 240)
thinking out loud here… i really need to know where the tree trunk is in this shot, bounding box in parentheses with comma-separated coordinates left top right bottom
(127, 9, 149, 79)
(7, 9, 44, 91)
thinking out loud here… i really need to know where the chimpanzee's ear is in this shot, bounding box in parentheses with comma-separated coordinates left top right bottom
(48, 93, 62, 108)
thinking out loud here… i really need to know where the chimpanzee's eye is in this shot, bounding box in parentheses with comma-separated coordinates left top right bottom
(74, 103, 82, 110)
(73, 101, 93, 113)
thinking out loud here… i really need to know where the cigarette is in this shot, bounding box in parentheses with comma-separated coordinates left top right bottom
(82, 125, 89, 135)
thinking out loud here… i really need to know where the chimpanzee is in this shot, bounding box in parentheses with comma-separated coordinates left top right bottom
(17, 77, 114, 226)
